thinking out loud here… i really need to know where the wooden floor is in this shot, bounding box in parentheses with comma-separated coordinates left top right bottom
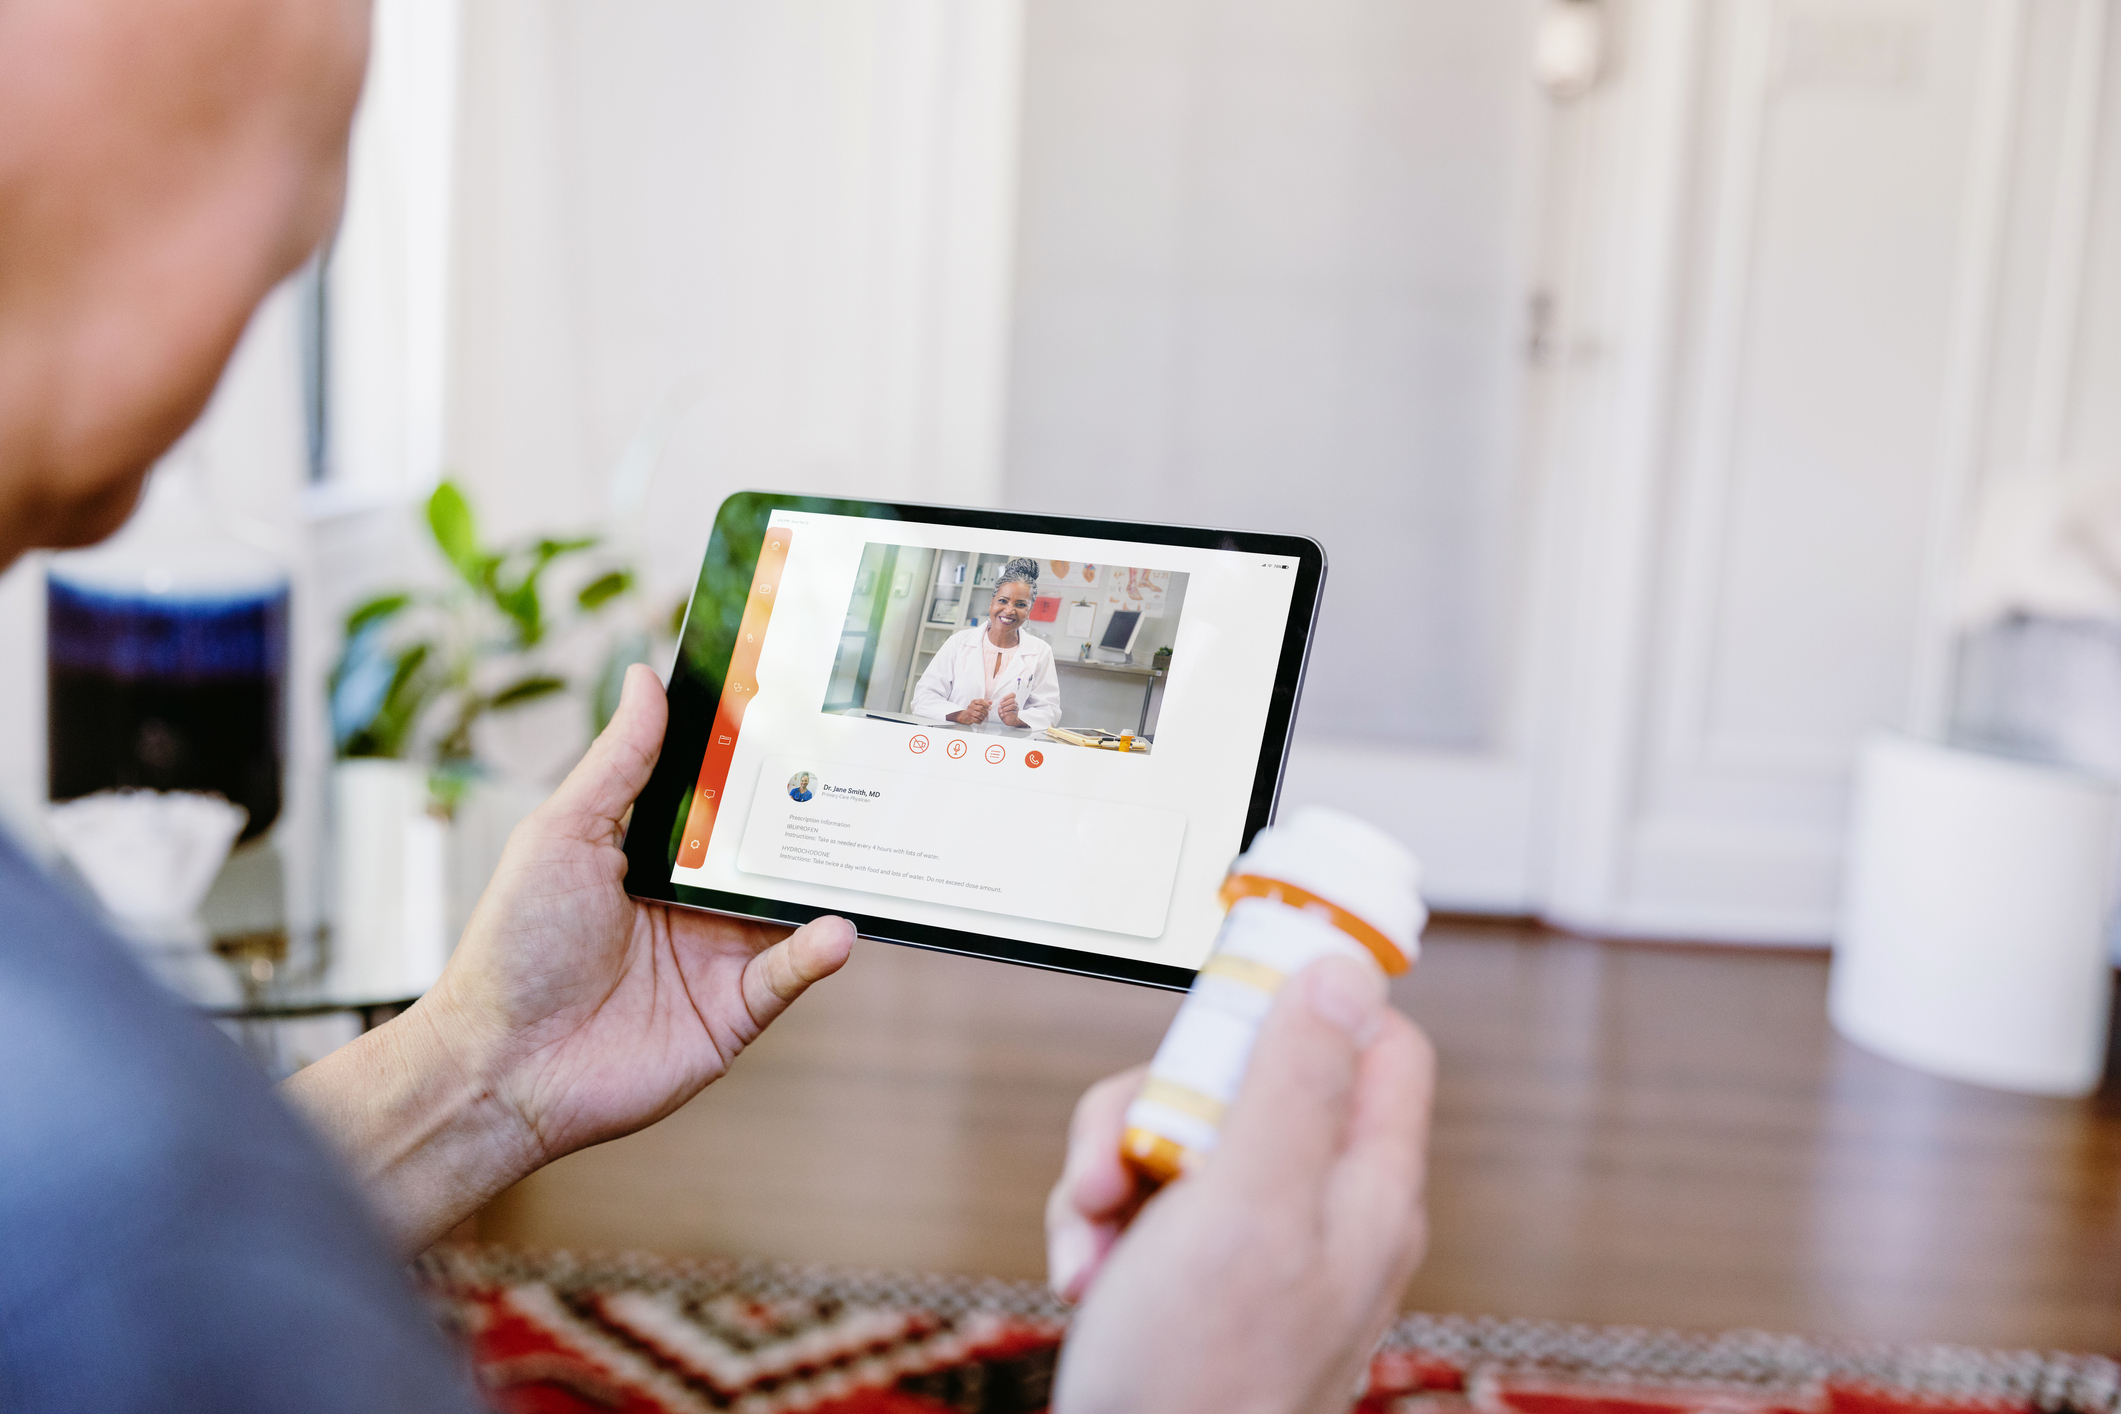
(481, 920, 2121, 1352)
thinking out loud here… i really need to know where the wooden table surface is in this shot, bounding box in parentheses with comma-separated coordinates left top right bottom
(480, 920, 2121, 1351)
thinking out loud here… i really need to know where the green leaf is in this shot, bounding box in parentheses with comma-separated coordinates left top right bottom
(577, 569, 634, 611)
(363, 641, 435, 757)
(496, 578, 543, 647)
(593, 631, 651, 733)
(537, 536, 598, 558)
(427, 482, 487, 587)
(383, 641, 431, 705)
(426, 762, 478, 821)
(344, 592, 412, 637)
(488, 674, 566, 710)
(488, 544, 555, 646)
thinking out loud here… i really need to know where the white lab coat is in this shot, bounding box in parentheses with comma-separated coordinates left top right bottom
(911, 627, 1062, 729)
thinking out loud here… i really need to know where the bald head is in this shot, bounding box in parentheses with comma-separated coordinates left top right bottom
(0, 0, 370, 566)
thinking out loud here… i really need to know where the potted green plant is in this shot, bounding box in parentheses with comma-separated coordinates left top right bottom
(324, 481, 637, 997)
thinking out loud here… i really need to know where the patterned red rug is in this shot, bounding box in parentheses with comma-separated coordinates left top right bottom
(413, 1245, 2121, 1414)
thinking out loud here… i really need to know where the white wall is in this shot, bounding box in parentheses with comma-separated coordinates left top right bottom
(1029, 571, 1188, 665)
(448, 0, 1026, 606)
(326, 0, 461, 502)
(1051, 665, 1161, 737)
(997, 0, 1566, 918)
(1981, 0, 2120, 481)
(1003, 0, 1542, 751)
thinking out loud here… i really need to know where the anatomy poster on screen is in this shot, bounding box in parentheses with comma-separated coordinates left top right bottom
(1101, 565, 1170, 618)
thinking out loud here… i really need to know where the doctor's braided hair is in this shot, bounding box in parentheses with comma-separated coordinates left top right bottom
(997, 557, 1041, 593)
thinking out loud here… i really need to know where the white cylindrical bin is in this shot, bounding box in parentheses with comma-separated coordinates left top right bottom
(1832, 734, 2120, 1096)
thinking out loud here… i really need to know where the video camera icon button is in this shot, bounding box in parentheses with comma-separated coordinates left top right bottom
(984, 744, 1006, 764)
(908, 733, 930, 754)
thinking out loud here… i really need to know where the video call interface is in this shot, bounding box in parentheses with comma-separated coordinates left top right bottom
(668, 509, 1301, 970)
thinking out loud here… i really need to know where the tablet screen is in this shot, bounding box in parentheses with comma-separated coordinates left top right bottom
(628, 494, 1322, 988)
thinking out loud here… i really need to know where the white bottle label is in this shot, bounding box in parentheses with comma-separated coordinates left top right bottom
(1125, 898, 1380, 1161)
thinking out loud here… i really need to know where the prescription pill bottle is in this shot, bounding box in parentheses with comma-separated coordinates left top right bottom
(1120, 807, 1424, 1184)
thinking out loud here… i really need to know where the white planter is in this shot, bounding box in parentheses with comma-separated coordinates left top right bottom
(329, 759, 450, 1002)
(1831, 735, 2120, 1096)
(446, 776, 546, 944)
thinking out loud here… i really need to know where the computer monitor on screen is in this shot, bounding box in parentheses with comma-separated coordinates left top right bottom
(1098, 609, 1144, 663)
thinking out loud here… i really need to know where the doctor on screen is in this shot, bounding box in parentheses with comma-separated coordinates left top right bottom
(912, 557, 1063, 730)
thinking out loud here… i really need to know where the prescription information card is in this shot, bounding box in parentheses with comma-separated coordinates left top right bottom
(739, 754, 1187, 938)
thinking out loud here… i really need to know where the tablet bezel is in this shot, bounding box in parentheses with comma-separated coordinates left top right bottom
(622, 491, 1326, 992)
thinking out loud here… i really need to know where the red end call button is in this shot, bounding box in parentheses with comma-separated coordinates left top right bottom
(1025, 750, 1044, 768)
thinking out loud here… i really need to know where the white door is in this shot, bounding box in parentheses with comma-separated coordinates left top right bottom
(1002, 0, 2121, 941)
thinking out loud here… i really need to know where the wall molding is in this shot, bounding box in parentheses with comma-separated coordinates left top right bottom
(1656, 0, 1783, 779)
(1906, 0, 2030, 734)
(1283, 742, 1536, 914)
(329, 0, 463, 500)
(2021, 0, 2111, 472)
(1538, 0, 1711, 926)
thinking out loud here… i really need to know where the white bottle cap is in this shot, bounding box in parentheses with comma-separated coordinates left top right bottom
(1230, 807, 1426, 962)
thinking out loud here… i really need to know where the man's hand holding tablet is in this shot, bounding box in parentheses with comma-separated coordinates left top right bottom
(285, 665, 856, 1256)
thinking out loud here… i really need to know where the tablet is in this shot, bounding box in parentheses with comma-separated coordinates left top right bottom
(622, 492, 1325, 990)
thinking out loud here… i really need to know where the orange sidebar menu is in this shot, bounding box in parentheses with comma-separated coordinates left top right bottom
(673, 529, 792, 870)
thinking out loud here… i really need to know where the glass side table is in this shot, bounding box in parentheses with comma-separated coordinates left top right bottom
(143, 926, 422, 1078)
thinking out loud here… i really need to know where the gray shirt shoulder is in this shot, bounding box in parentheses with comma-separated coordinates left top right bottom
(0, 832, 482, 1413)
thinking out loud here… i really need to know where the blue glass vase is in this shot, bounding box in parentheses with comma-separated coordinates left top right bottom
(46, 466, 289, 843)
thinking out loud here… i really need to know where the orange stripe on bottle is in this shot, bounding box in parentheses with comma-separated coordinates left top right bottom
(1216, 872, 1409, 975)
